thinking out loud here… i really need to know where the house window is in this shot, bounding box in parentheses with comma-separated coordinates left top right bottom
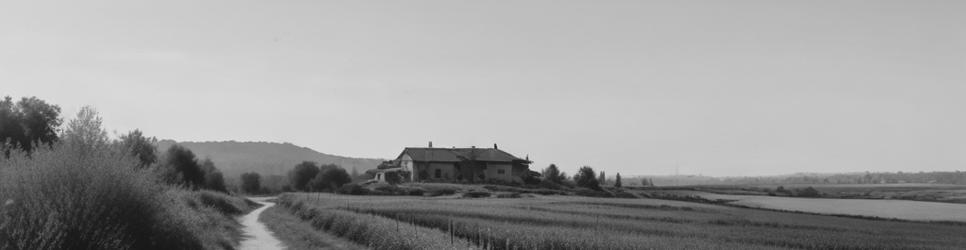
(497, 169, 505, 175)
(435, 169, 442, 178)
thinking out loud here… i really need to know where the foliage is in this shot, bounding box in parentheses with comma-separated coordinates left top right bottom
(573, 166, 600, 190)
(0, 109, 254, 250)
(159, 145, 206, 188)
(61, 106, 109, 151)
(598, 171, 606, 186)
(308, 167, 352, 191)
(615, 173, 622, 188)
(541, 164, 565, 184)
(199, 158, 227, 193)
(288, 161, 320, 191)
(0, 96, 62, 157)
(118, 130, 158, 168)
(240, 172, 262, 194)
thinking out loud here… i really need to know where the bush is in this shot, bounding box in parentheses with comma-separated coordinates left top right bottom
(0, 144, 204, 250)
(308, 167, 351, 192)
(336, 183, 368, 195)
(461, 191, 491, 198)
(0, 107, 251, 250)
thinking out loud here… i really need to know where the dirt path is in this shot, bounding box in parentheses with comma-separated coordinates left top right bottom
(238, 197, 286, 250)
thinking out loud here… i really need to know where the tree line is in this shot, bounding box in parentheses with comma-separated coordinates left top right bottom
(540, 164, 635, 190)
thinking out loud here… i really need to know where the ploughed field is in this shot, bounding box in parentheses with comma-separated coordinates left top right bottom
(273, 193, 966, 249)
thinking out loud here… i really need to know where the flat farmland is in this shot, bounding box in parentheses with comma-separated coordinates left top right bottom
(270, 193, 966, 249)
(688, 191, 966, 222)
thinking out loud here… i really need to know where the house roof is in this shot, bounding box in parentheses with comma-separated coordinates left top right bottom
(398, 147, 529, 163)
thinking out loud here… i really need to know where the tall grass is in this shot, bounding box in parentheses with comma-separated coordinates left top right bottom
(276, 194, 472, 249)
(0, 142, 253, 250)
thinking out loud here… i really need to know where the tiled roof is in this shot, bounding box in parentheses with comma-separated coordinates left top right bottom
(399, 147, 528, 163)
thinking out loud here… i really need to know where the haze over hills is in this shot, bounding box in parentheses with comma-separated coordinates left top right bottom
(156, 140, 385, 178)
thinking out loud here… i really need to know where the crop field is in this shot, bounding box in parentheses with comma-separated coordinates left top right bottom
(274, 193, 966, 249)
(665, 184, 966, 203)
(643, 189, 966, 222)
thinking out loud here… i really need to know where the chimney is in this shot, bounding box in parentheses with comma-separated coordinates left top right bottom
(428, 141, 433, 148)
(494, 143, 498, 149)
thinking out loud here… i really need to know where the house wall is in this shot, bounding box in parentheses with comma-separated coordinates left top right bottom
(484, 163, 515, 182)
(400, 154, 414, 182)
(414, 162, 458, 181)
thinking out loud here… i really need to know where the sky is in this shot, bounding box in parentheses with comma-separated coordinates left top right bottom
(2, 0, 965, 176)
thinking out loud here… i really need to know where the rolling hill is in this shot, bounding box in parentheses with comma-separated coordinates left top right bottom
(156, 140, 385, 179)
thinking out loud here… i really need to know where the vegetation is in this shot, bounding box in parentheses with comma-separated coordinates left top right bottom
(0, 96, 62, 157)
(200, 158, 228, 193)
(289, 161, 321, 191)
(308, 167, 352, 191)
(117, 130, 159, 168)
(573, 166, 600, 190)
(240, 172, 262, 194)
(275, 195, 474, 249)
(0, 101, 254, 250)
(615, 173, 622, 188)
(259, 205, 366, 250)
(275, 193, 966, 249)
(541, 164, 566, 185)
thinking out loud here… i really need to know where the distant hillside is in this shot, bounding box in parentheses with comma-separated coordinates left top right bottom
(156, 140, 385, 178)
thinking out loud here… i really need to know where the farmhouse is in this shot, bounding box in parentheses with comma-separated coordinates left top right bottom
(376, 143, 535, 184)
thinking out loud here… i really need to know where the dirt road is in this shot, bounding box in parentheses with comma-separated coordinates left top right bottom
(238, 197, 286, 250)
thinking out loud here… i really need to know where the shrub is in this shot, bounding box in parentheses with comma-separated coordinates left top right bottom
(308, 167, 351, 192)
(0, 144, 204, 250)
(337, 183, 368, 195)
(462, 191, 491, 198)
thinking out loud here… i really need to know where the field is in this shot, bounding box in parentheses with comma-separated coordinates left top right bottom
(671, 191, 966, 222)
(661, 184, 966, 203)
(270, 193, 966, 249)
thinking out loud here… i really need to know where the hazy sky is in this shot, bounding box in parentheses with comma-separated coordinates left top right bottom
(3, 1, 964, 176)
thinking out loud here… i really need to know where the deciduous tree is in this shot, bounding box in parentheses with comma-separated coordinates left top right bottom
(289, 161, 320, 191)
(573, 166, 600, 190)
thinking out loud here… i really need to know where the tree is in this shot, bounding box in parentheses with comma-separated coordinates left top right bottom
(160, 145, 205, 188)
(241, 172, 262, 194)
(615, 173, 622, 188)
(573, 166, 600, 190)
(641, 178, 649, 186)
(542, 164, 565, 184)
(0, 96, 62, 157)
(200, 158, 227, 192)
(308, 167, 352, 191)
(62, 106, 108, 151)
(289, 161, 320, 191)
(598, 171, 606, 186)
(118, 130, 158, 168)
